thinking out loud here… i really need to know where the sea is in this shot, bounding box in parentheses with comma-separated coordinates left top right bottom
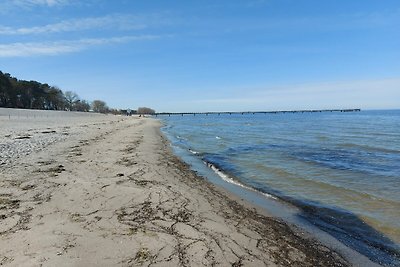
(160, 109, 400, 266)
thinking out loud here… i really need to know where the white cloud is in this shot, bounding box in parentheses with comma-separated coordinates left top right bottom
(0, 14, 148, 35)
(0, 35, 160, 57)
(11, 0, 70, 7)
(0, 0, 73, 13)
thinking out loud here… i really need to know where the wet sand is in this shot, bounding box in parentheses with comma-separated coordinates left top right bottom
(0, 109, 350, 266)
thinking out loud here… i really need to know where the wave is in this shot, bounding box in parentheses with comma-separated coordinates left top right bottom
(188, 149, 200, 155)
(252, 164, 400, 203)
(203, 160, 276, 200)
(208, 144, 400, 177)
(293, 147, 400, 177)
(338, 143, 400, 154)
(161, 111, 400, 266)
(176, 135, 187, 141)
(218, 143, 400, 177)
(201, 152, 400, 266)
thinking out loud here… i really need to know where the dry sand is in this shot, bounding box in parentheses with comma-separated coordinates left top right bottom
(0, 109, 350, 266)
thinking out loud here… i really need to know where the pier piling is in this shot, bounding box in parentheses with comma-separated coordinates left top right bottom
(154, 109, 361, 117)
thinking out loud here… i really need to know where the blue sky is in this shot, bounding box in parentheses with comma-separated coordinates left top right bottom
(0, 0, 399, 112)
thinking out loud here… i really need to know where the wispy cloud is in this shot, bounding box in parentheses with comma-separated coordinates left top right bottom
(0, 14, 149, 35)
(0, 35, 161, 57)
(0, 0, 74, 13)
(10, 0, 70, 7)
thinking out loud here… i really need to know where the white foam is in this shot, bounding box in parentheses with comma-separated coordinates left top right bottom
(204, 161, 277, 200)
(189, 149, 199, 155)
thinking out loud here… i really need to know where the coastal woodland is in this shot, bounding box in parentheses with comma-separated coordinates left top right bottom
(0, 71, 150, 114)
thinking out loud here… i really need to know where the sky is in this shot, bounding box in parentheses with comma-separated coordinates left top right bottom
(0, 0, 399, 112)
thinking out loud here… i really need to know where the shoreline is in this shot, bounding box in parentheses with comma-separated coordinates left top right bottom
(0, 112, 373, 266)
(159, 120, 387, 267)
(153, 120, 354, 266)
(182, 153, 399, 267)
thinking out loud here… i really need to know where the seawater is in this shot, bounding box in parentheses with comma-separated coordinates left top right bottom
(160, 110, 400, 266)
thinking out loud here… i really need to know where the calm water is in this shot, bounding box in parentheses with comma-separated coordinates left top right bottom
(160, 110, 400, 266)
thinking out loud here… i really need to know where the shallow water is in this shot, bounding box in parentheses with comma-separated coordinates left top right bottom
(160, 110, 400, 266)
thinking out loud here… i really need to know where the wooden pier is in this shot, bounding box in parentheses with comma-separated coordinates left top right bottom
(154, 109, 361, 117)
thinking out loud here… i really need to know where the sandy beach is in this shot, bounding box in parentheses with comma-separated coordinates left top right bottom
(0, 109, 351, 266)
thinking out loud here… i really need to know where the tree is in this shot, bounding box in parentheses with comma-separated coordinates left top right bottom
(45, 86, 65, 110)
(64, 91, 79, 111)
(0, 70, 114, 113)
(0, 71, 13, 107)
(91, 100, 109, 113)
(74, 100, 91, 112)
(16, 81, 35, 109)
(137, 107, 155, 115)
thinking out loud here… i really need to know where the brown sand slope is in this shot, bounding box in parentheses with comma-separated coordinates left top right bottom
(0, 115, 350, 266)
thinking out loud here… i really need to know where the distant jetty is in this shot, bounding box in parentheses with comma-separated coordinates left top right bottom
(154, 109, 361, 116)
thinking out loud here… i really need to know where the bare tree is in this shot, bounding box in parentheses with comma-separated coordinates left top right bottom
(137, 107, 155, 115)
(64, 91, 79, 111)
(74, 99, 91, 112)
(91, 100, 109, 113)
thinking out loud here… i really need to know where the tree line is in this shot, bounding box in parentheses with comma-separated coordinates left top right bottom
(0, 71, 152, 115)
(0, 71, 113, 113)
(137, 107, 155, 115)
